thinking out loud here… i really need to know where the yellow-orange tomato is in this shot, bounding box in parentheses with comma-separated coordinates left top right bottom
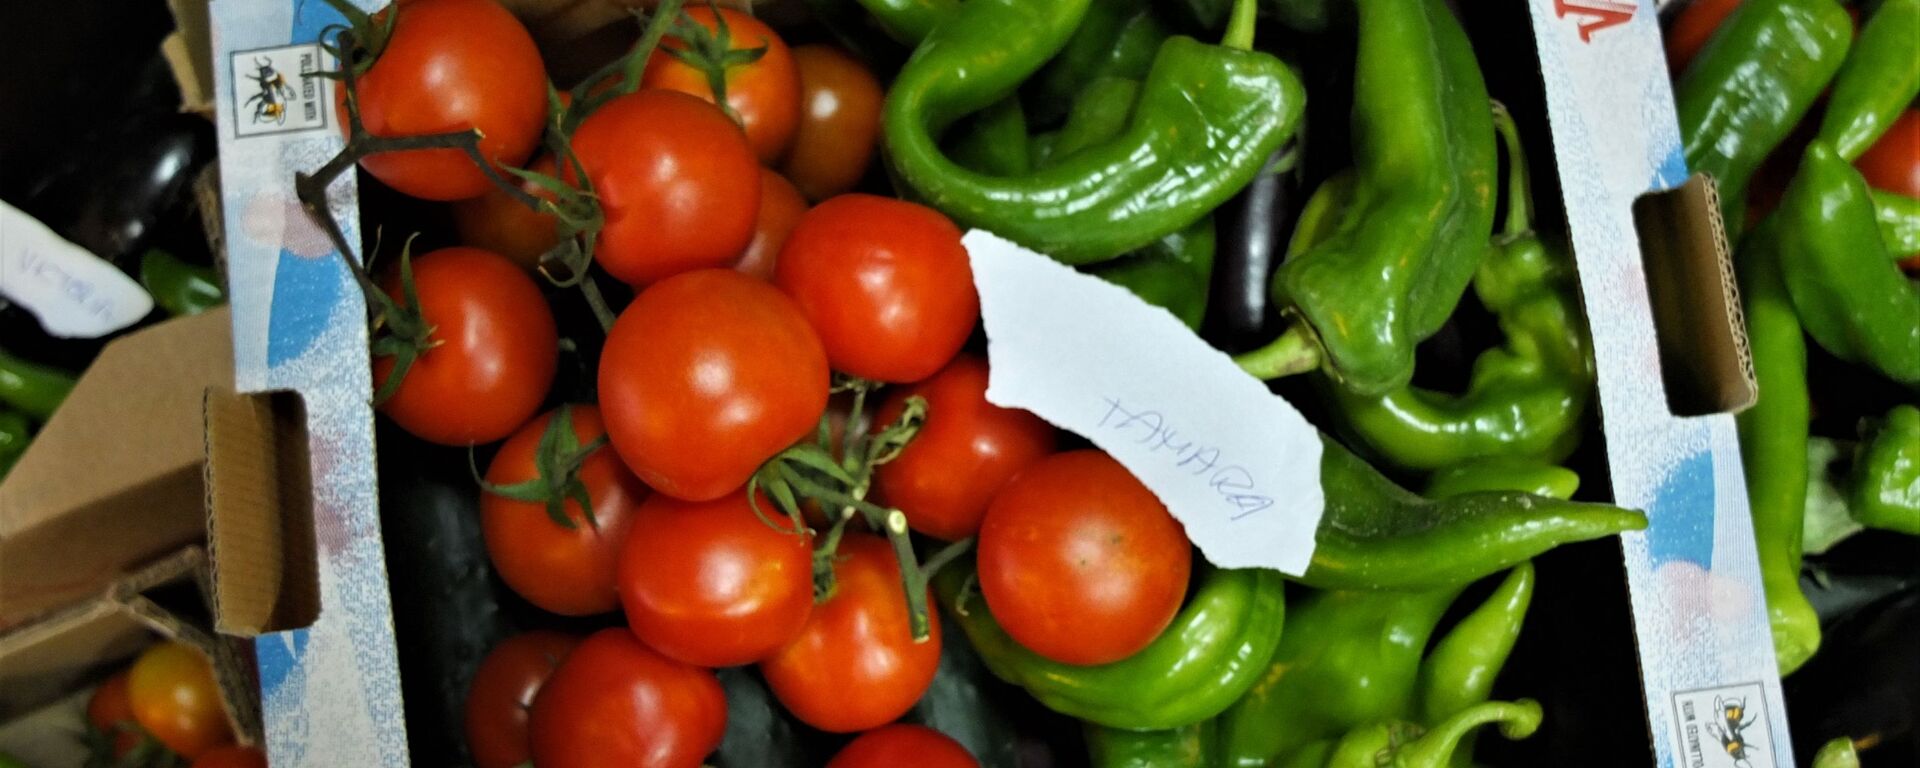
(128, 642, 234, 758)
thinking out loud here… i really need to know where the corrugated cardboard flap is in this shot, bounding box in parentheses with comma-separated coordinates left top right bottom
(205, 388, 317, 636)
(1631, 174, 1757, 416)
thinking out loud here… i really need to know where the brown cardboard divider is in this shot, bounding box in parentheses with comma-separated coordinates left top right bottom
(1631, 174, 1757, 416)
(205, 389, 318, 637)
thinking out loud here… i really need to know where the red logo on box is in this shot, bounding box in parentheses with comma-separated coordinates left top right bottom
(1555, 0, 1635, 42)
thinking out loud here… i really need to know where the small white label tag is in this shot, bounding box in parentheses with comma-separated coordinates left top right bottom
(0, 201, 153, 338)
(965, 230, 1325, 574)
(229, 43, 332, 138)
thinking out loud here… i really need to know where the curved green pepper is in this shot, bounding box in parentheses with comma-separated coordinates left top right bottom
(1733, 217, 1821, 675)
(949, 98, 1034, 177)
(1416, 563, 1535, 768)
(1813, 0, 1919, 161)
(0, 348, 77, 423)
(1086, 719, 1218, 768)
(0, 410, 29, 480)
(1772, 142, 1920, 384)
(1217, 584, 1463, 765)
(1674, 0, 1853, 221)
(935, 561, 1286, 731)
(1877, 190, 1920, 259)
(1266, 0, 1497, 396)
(884, 0, 1303, 264)
(1424, 461, 1580, 500)
(140, 248, 225, 317)
(1299, 437, 1645, 591)
(1852, 404, 1920, 535)
(1027, 0, 1169, 126)
(1322, 103, 1592, 470)
(1315, 699, 1543, 768)
(853, 0, 960, 45)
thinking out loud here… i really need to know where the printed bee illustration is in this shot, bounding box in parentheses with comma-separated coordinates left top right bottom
(1704, 695, 1758, 768)
(244, 57, 296, 125)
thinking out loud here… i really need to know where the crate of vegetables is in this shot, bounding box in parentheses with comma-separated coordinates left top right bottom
(197, 0, 1918, 766)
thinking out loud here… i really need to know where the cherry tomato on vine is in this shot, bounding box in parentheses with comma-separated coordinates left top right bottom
(1858, 109, 1920, 200)
(873, 355, 1056, 541)
(190, 745, 268, 768)
(735, 168, 808, 281)
(465, 631, 579, 768)
(482, 406, 644, 616)
(644, 7, 800, 164)
(781, 45, 884, 202)
(528, 629, 726, 768)
(86, 671, 140, 757)
(775, 194, 978, 383)
(617, 489, 815, 667)
(373, 247, 557, 446)
(451, 155, 560, 271)
(827, 724, 980, 768)
(977, 450, 1192, 666)
(760, 534, 941, 733)
(127, 642, 233, 759)
(599, 269, 829, 501)
(339, 0, 547, 201)
(569, 89, 761, 286)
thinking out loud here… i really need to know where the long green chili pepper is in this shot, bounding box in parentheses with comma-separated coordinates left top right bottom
(935, 561, 1286, 731)
(140, 249, 226, 317)
(1257, 0, 1498, 396)
(1674, 0, 1852, 223)
(1813, 0, 1919, 161)
(1218, 585, 1463, 765)
(884, 0, 1302, 264)
(1044, 77, 1141, 165)
(1027, 0, 1169, 126)
(949, 98, 1034, 177)
(0, 348, 77, 423)
(1321, 103, 1592, 470)
(1772, 142, 1920, 384)
(1086, 719, 1218, 768)
(0, 410, 30, 480)
(853, 0, 960, 44)
(1313, 699, 1543, 768)
(1417, 564, 1535, 768)
(1424, 461, 1581, 500)
(1733, 217, 1821, 675)
(1852, 405, 1920, 535)
(1877, 190, 1920, 259)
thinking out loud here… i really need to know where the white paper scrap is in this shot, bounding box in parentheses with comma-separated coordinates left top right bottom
(965, 229, 1325, 574)
(0, 201, 153, 338)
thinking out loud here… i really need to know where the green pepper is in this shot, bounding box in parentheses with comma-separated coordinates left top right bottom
(1321, 103, 1592, 470)
(1027, 0, 1169, 126)
(935, 561, 1286, 731)
(1416, 564, 1535, 768)
(853, 0, 960, 45)
(1674, 0, 1853, 222)
(1733, 217, 1822, 675)
(0, 347, 77, 423)
(1262, 0, 1333, 32)
(140, 248, 225, 317)
(1772, 141, 1920, 384)
(884, 0, 1303, 264)
(1217, 585, 1463, 765)
(1044, 77, 1141, 166)
(1813, 0, 1919, 161)
(1086, 719, 1218, 768)
(1298, 437, 1644, 591)
(1852, 404, 1920, 535)
(1811, 736, 1861, 768)
(1424, 461, 1580, 500)
(1262, 0, 1498, 396)
(948, 98, 1034, 177)
(0, 409, 30, 480)
(1314, 699, 1543, 768)
(1093, 216, 1215, 329)
(1876, 189, 1920, 259)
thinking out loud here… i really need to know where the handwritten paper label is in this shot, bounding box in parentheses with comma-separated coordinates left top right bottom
(0, 201, 153, 338)
(966, 230, 1325, 574)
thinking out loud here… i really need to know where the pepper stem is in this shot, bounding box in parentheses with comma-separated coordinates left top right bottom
(1221, 0, 1258, 51)
(1234, 323, 1323, 380)
(1491, 101, 1533, 240)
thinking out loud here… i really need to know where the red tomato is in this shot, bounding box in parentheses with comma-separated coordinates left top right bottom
(528, 629, 726, 768)
(87, 671, 140, 757)
(775, 194, 978, 383)
(190, 745, 268, 768)
(827, 724, 979, 768)
(735, 169, 808, 281)
(780, 46, 884, 202)
(339, 0, 547, 201)
(465, 631, 580, 768)
(761, 534, 940, 733)
(569, 89, 760, 286)
(482, 406, 644, 615)
(451, 155, 560, 271)
(127, 642, 233, 758)
(644, 7, 801, 163)
(1665, 0, 1743, 73)
(872, 355, 1056, 541)
(618, 489, 815, 667)
(373, 247, 557, 445)
(1858, 109, 1920, 199)
(599, 269, 829, 501)
(977, 450, 1191, 665)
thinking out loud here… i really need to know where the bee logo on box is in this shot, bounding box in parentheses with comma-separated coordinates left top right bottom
(1674, 683, 1774, 768)
(230, 44, 330, 138)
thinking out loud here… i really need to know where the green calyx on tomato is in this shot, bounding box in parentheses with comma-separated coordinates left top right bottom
(364, 237, 436, 407)
(661, 8, 771, 124)
(473, 405, 610, 530)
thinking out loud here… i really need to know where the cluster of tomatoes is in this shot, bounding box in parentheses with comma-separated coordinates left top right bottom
(324, 1, 1203, 766)
(85, 641, 264, 768)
